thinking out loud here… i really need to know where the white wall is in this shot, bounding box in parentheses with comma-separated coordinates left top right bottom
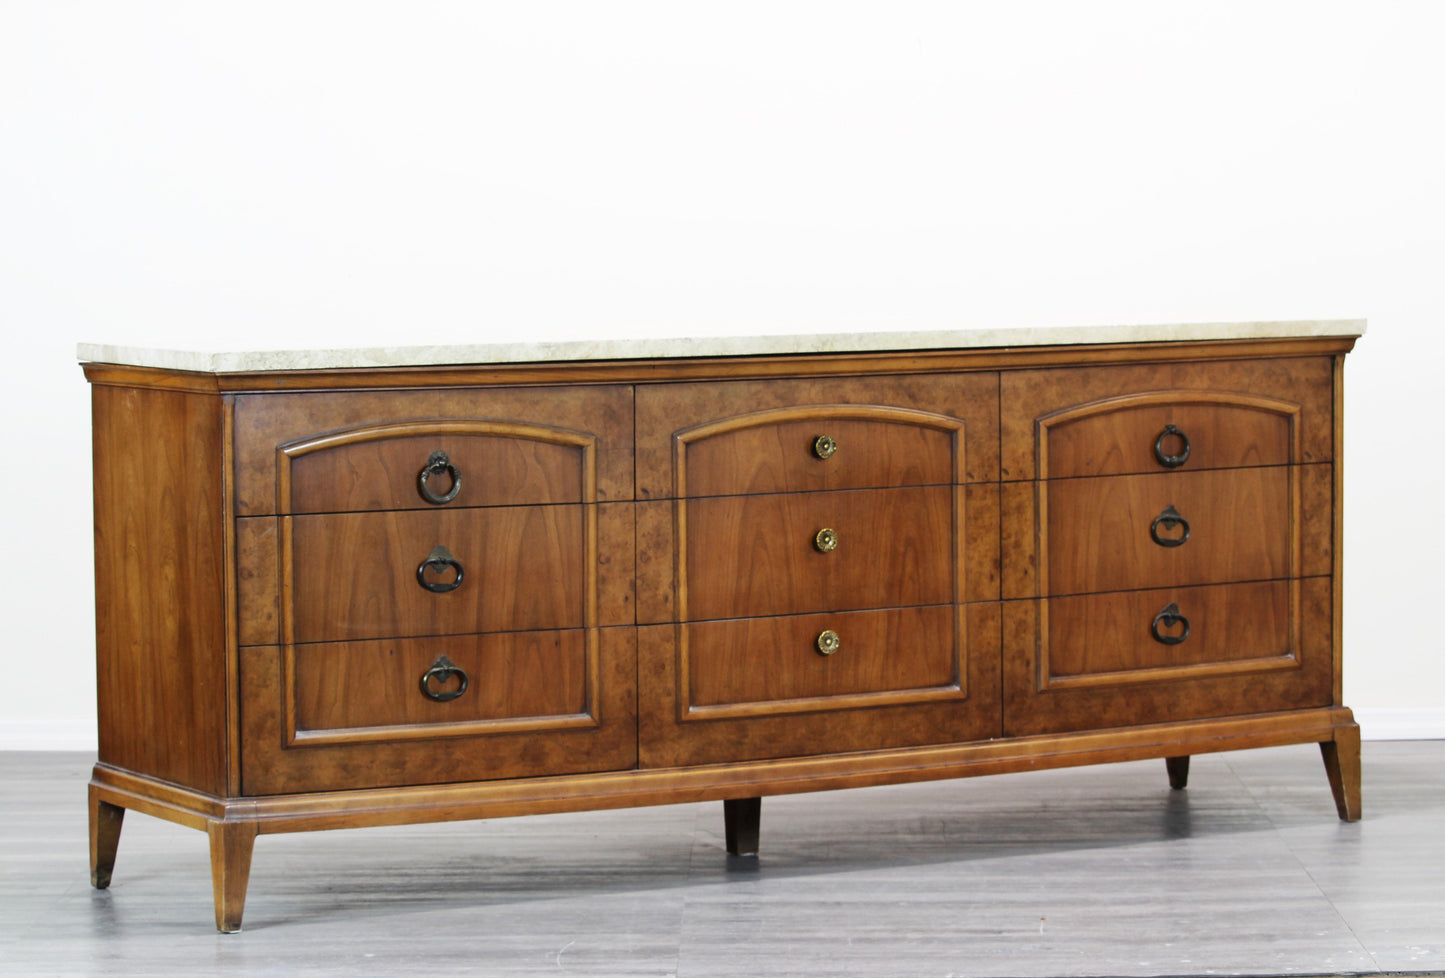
(2, 1, 1441, 748)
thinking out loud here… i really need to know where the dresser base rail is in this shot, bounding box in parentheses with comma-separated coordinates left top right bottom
(89, 707, 1360, 932)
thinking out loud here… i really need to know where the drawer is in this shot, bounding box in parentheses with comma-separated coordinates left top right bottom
(670, 412, 959, 498)
(239, 627, 638, 794)
(635, 373, 999, 498)
(282, 427, 591, 514)
(1044, 580, 1293, 684)
(686, 606, 958, 713)
(288, 506, 587, 642)
(682, 486, 956, 621)
(1002, 577, 1334, 735)
(1000, 356, 1334, 481)
(290, 630, 588, 739)
(233, 385, 634, 515)
(1043, 466, 1294, 595)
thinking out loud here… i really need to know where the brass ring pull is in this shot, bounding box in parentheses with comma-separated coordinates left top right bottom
(1150, 505, 1191, 548)
(814, 527, 839, 553)
(420, 655, 468, 702)
(1154, 424, 1191, 468)
(418, 450, 462, 505)
(1151, 603, 1190, 645)
(812, 434, 838, 459)
(417, 545, 464, 593)
(815, 629, 841, 656)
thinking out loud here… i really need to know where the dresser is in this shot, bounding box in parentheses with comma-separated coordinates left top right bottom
(80, 321, 1363, 931)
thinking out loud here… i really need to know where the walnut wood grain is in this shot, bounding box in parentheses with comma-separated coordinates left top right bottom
(637, 603, 1000, 768)
(1000, 356, 1335, 481)
(685, 605, 959, 713)
(636, 372, 999, 497)
(286, 506, 587, 642)
(283, 424, 589, 513)
(1037, 394, 1296, 479)
(1041, 466, 1297, 597)
(291, 630, 590, 738)
(673, 410, 958, 498)
(681, 486, 954, 621)
(1043, 580, 1294, 685)
(91, 384, 231, 795)
(1002, 578, 1333, 736)
(240, 628, 638, 795)
(233, 385, 633, 515)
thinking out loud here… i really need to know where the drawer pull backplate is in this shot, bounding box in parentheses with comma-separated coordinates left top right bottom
(815, 629, 841, 656)
(812, 434, 838, 459)
(814, 527, 840, 553)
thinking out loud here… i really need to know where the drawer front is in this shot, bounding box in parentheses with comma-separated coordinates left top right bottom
(636, 373, 1000, 498)
(1044, 580, 1293, 684)
(1002, 577, 1333, 735)
(240, 627, 638, 795)
(1000, 356, 1334, 481)
(288, 506, 586, 642)
(682, 486, 956, 621)
(283, 426, 590, 514)
(234, 385, 634, 516)
(672, 413, 959, 498)
(638, 603, 1002, 768)
(1044, 466, 1292, 595)
(291, 630, 588, 738)
(686, 606, 958, 713)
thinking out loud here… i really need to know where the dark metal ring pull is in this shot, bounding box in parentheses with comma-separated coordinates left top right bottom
(1154, 424, 1191, 468)
(1151, 603, 1190, 645)
(1150, 504, 1191, 548)
(417, 545, 464, 592)
(420, 655, 468, 702)
(418, 450, 462, 505)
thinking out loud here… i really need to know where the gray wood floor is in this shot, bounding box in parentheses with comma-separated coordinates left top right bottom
(1, 743, 1442, 977)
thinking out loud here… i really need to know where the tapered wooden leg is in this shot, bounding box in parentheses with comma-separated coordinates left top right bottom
(1165, 755, 1190, 790)
(1321, 726, 1362, 822)
(89, 787, 125, 889)
(724, 797, 761, 856)
(207, 820, 258, 933)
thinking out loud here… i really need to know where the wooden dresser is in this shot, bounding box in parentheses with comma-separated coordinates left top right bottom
(80, 321, 1363, 931)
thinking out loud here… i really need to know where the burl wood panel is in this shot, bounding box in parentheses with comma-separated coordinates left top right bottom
(287, 506, 587, 642)
(675, 413, 956, 498)
(682, 486, 955, 621)
(91, 385, 230, 795)
(1038, 397, 1294, 479)
(285, 428, 588, 513)
(1002, 578, 1333, 736)
(686, 606, 957, 710)
(1045, 580, 1293, 682)
(1044, 466, 1292, 596)
(233, 385, 634, 515)
(1000, 356, 1334, 481)
(240, 628, 638, 794)
(636, 372, 999, 497)
(636, 485, 1000, 624)
(638, 604, 1001, 768)
(292, 630, 588, 735)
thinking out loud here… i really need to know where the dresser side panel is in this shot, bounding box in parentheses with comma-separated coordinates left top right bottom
(91, 384, 230, 795)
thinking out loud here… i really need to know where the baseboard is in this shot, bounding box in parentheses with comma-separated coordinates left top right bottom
(0, 718, 97, 752)
(0, 711, 1439, 751)
(1354, 707, 1445, 741)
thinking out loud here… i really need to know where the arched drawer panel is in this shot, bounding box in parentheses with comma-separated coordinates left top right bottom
(278, 419, 594, 514)
(1037, 391, 1299, 480)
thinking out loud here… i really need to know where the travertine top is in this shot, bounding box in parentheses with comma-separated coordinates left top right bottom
(77, 319, 1364, 373)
